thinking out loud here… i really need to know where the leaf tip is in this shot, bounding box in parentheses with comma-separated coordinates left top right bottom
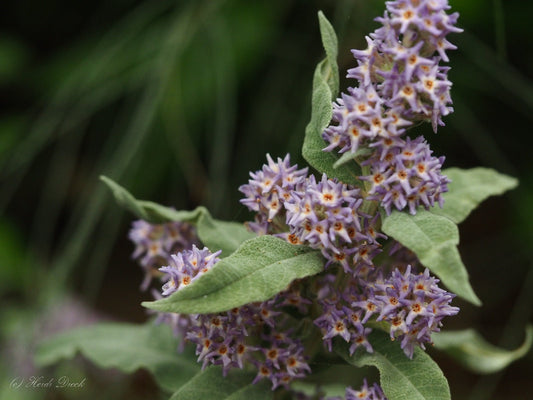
(141, 300, 158, 309)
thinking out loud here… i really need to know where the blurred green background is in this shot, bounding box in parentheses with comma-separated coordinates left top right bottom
(1, 0, 532, 399)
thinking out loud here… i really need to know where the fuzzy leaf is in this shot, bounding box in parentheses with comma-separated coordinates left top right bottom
(432, 325, 533, 374)
(432, 167, 518, 224)
(335, 330, 450, 400)
(101, 176, 255, 256)
(317, 11, 339, 95)
(100, 176, 150, 220)
(143, 235, 324, 314)
(382, 210, 481, 306)
(302, 15, 360, 185)
(170, 366, 271, 400)
(195, 211, 257, 257)
(35, 322, 199, 393)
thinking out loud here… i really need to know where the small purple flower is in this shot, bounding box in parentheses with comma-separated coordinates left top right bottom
(284, 174, 382, 273)
(361, 136, 450, 215)
(314, 275, 374, 355)
(346, 379, 387, 400)
(322, 86, 392, 155)
(159, 245, 222, 297)
(374, 265, 459, 358)
(239, 154, 308, 235)
(128, 220, 198, 290)
(323, 0, 462, 162)
(253, 334, 311, 390)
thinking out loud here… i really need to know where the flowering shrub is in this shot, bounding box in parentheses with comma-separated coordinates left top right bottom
(36, 1, 532, 399)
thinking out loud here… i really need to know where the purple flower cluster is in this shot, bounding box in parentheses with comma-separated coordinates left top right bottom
(373, 265, 459, 357)
(184, 300, 311, 389)
(156, 246, 312, 389)
(128, 220, 198, 290)
(284, 174, 381, 273)
(348, 0, 461, 131)
(313, 273, 373, 355)
(125, 2, 464, 395)
(239, 154, 308, 235)
(361, 136, 450, 214)
(314, 264, 458, 359)
(322, 86, 405, 154)
(159, 245, 222, 296)
(240, 155, 386, 272)
(321, 0, 461, 215)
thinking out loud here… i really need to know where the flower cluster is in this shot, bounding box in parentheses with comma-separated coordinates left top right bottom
(240, 155, 386, 272)
(321, 0, 461, 215)
(284, 174, 377, 272)
(371, 265, 460, 357)
(239, 154, 308, 234)
(156, 246, 312, 389)
(125, 1, 463, 396)
(361, 136, 450, 214)
(183, 299, 311, 389)
(313, 264, 458, 358)
(314, 284, 374, 355)
(348, 0, 461, 131)
(159, 245, 222, 296)
(128, 220, 198, 290)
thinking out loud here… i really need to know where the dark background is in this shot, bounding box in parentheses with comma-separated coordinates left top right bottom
(1, 0, 532, 399)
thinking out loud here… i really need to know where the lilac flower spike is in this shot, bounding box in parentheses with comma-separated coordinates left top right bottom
(239, 154, 308, 234)
(159, 245, 221, 296)
(323, 0, 461, 154)
(361, 136, 450, 215)
(128, 220, 198, 290)
(370, 265, 459, 358)
(283, 174, 380, 272)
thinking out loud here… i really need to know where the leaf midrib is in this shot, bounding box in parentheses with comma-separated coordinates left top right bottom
(163, 249, 320, 303)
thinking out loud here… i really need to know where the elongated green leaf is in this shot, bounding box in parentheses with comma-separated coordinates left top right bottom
(432, 325, 533, 374)
(170, 366, 271, 400)
(335, 330, 450, 400)
(382, 210, 481, 305)
(138, 200, 204, 223)
(195, 211, 257, 257)
(432, 167, 518, 224)
(302, 15, 360, 186)
(100, 176, 256, 256)
(143, 235, 324, 314)
(35, 322, 200, 393)
(100, 175, 150, 220)
(317, 11, 339, 96)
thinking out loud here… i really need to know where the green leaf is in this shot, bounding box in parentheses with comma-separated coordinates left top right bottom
(335, 330, 451, 400)
(143, 235, 324, 314)
(170, 366, 272, 400)
(382, 210, 481, 306)
(317, 11, 339, 96)
(35, 322, 200, 393)
(432, 325, 533, 374)
(432, 167, 518, 224)
(101, 176, 256, 256)
(195, 211, 257, 258)
(100, 175, 150, 220)
(302, 15, 360, 186)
